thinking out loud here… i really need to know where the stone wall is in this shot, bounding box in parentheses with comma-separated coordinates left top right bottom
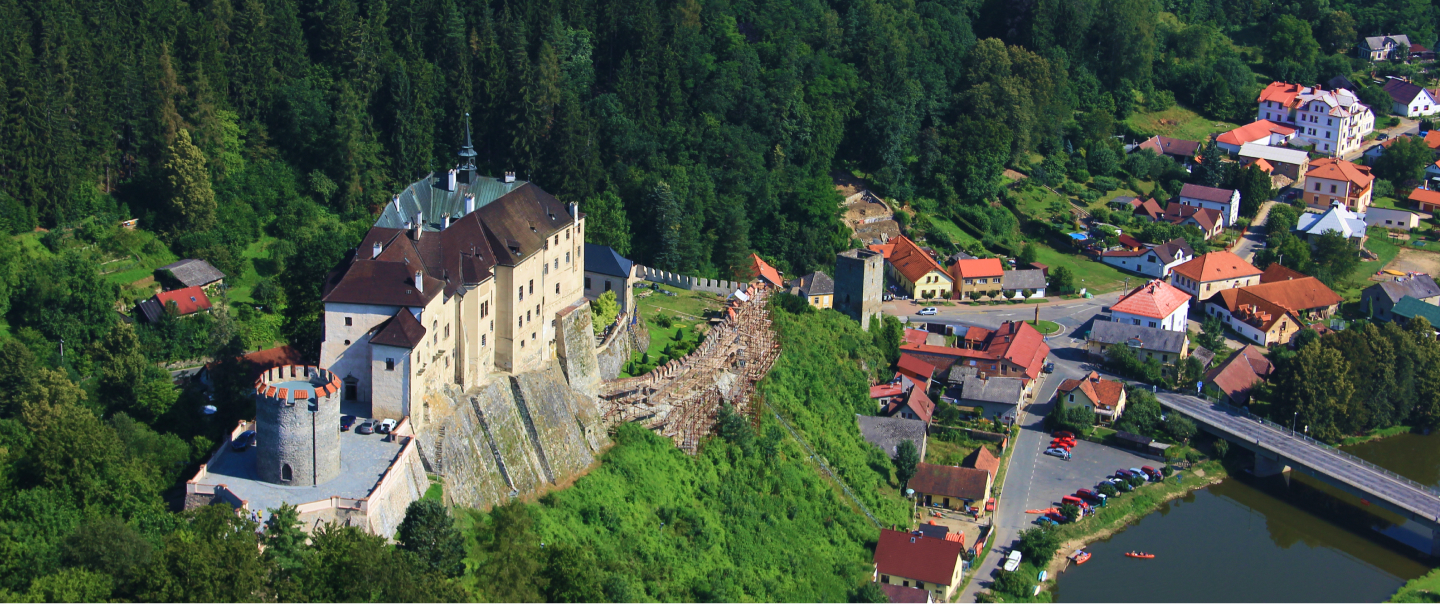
(556, 303, 600, 398)
(595, 316, 650, 381)
(634, 264, 749, 296)
(365, 439, 429, 538)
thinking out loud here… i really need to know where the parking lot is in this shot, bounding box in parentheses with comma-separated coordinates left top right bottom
(1020, 438, 1159, 522)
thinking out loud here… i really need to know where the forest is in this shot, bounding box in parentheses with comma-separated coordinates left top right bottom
(2, 0, 1440, 598)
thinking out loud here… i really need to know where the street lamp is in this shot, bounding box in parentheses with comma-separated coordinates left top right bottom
(1292, 411, 1298, 435)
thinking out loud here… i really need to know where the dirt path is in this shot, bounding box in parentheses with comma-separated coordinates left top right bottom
(1385, 248, 1440, 276)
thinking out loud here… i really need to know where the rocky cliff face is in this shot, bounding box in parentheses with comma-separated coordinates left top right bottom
(595, 318, 650, 380)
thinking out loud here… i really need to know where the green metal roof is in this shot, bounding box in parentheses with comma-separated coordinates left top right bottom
(375, 172, 528, 231)
(1391, 295, 1440, 326)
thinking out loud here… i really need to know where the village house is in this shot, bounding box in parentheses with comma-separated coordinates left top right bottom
(880, 584, 934, 604)
(1390, 296, 1440, 329)
(1365, 207, 1424, 231)
(788, 271, 834, 309)
(1169, 251, 1262, 301)
(1361, 274, 1440, 320)
(136, 285, 213, 323)
(1134, 135, 1201, 167)
(900, 321, 1050, 395)
(873, 528, 966, 602)
(1085, 321, 1189, 375)
(908, 462, 993, 510)
(1178, 184, 1241, 227)
(1256, 82, 1375, 156)
(583, 243, 637, 313)
(1383, 78, 1440, 117)
(1205, 345, 1273, 405)
(1295, 202, 1369, 246)
(1205, 277, 1341, 345)
(1216, 120, 1296, 153)
(1110, 279, 1191, 332)
(950, 258, 1005, 300)
(1132, 198, 1167, 222)
(1238, 143, 1310, 186)
(1057, 372, 1127, 425)
(1410, 188, 1440, 213)
(1359, 34, 1413, 61)
(1161, 202, 1225, 239)
(1100, 238, 1195, 278)
(870, 235, 953, 299)
(999, 269, 1047, 300)
(1304, 158, 1374, 212)
(896, 353, 937, 389)
(157, 258, 226, 293)
(956, 374, 1026, 423)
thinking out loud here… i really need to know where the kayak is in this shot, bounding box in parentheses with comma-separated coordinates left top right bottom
(1125, 552, 1155, 559)
(1025, 508, 1059, 514)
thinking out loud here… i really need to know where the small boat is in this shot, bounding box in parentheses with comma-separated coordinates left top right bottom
(1125, 552, 1155, 559)
(1072, 550, 1091, 564)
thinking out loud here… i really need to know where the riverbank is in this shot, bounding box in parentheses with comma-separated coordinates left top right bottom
(1041, 460, 1230, 581)
(1340, 425, 1415, 447)
(1390, 567, 1440, 602)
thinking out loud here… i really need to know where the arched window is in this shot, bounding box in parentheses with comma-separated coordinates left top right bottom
(281, 464, 293, 482)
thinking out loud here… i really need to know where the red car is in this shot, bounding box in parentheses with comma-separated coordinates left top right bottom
(1049, 441, 1073, 451)
(1053, 431, 1075, 440)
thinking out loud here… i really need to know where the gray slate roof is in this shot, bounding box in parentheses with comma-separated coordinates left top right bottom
(958, 376, 1024, 405)
(584, 243, 633, 278)
(856, 415, 927, 460)
(792, 271, 834, 296)
(1001, 269, 1046, 290)
(1364, 35, 1411, 50)
(1190, 345, 1217, 368)
(1383, 78, 1427, 104)
(945, 364, 979, 384)
(159, 259, 226, 288)
(1151, 239, 1195, 264)
(1088, 320, 1187, 354)
(1375, 274, 1440, 304)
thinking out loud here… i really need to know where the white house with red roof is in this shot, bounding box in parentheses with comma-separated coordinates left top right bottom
(1178, 184, 1240, 227)
(1169, 251, 1263, 301)
(1255, 81, 1374, 157)
(1216, 120, 1296, 153)
(1110, 279, 1191, 332)
(868, 235, 953, 299)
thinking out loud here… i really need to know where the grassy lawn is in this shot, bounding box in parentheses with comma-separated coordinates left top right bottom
(1339, 425, 1414, 447)
(929, 216, 983, 247)
(1124, 106, 1239, 141)
(1336, 228, 1402, 300)
(1026, 319, 1062, 335)
(1015, 185, 1070, 221)
(1390, 567, 1440, 602)
(924, 437, 980, 466)
(620, 283, 724, 377)
(422, 476, 444, 502)
(1032, 244, 1130, 294)
(225, 235, 279, 304)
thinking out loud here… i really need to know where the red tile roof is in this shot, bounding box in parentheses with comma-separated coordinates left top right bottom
(1409, 188, 1440, 207)
(1057, 371, 1126, 410)
(1136, 135, 1201, 158)
(1111, 280, 1190, 319)
(882, 236, 949, 286)
(1205, 345, 1272, 404)
(1217, 120, 1295, 147)
(897, 354, 937, 386)
(1426, 131, 1440, 150)
(155, 286, 212, 316)
(908, 463, 991, 502)
(986, 321, 1050, 380)
(1258, 81, 1305, 107)
(1306, 158, 1374, 189)
(963, 326, 992, 343)
(874, 529, 964, 587)
(1117, 234, 1145, 250)
(904, 328, 930, 346)
(1215, 277, 1341, 314)
(1171, 251, 1261, 283)
(1164, 202, 1222, 233)
(883, 384, 935, 424)
(1133, 198, 1166, 221)
(901, 343, 998, 360)
(1260, 263, 1309, 283)
(870, 383, 906, 399)
(963, 446, 1000, 478)
(951, 258, 1004, 279)
(743, 253, 784, 286)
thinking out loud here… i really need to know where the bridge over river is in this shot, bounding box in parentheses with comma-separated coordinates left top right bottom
(1155, 392, 1440, 555)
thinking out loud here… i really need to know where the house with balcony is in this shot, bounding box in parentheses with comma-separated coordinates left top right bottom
(1256, 82, 1374, 157)
(1169, 251, 1262, 301)
(1304, 158, 1374, 213)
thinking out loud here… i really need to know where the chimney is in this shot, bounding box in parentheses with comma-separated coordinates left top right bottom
(414, 271, 424, 293)
(504, 171, 516, 183)
(443, 213, 451, 229)
(446, 169, 457, 191)
(465, 194, 475, 215)
(393, 196, 401, 213)
(372, 241, 382, 259)
(567, 201, 578, 218)
(411, 212, 423, 241)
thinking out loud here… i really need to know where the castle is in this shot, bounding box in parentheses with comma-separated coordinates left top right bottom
(319, 119, 588, 431)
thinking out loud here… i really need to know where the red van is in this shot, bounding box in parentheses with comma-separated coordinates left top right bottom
(1061, 495, 1086, 508)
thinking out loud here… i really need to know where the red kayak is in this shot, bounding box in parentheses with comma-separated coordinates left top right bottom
(1125, 552, 1155, 559)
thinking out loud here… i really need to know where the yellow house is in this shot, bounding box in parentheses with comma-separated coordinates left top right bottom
(869, 236, 953, 299)
(789, 271, 834, 308)
(874, 528, 966, 602)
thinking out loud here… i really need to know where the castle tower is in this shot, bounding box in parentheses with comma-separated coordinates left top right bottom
(253, 365, 343, 486)
(835, 248, 883, 330)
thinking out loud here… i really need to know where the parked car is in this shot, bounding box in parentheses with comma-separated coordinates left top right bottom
(1048, 441, 1073, 451)
(1114, 469, 1134, 480)
(1141, 466, 1161, 480)
(1076, 489, 1102, 503)
(1053, 431, 1075, 440)
(356, 419, 377, 434)
(1061, 495, 1088, 509)
(378, 418, 397, 434)
(1045, 512, 1068, 524)
(340, 415, 357, 432)
(1129, 468, 1148, 481)
(1044, 447, 1072, 460)
(917, 307, 938, 316)
(231, 430, 256, 452)
(1003, 550, 1023, 572)
(1378, 133, 1390, 140)
(1036, 516, 1058, 527)
(1043, 362, 1056, 373)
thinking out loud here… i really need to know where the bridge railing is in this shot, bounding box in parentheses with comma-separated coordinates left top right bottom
(1202, 398, 1440, 498)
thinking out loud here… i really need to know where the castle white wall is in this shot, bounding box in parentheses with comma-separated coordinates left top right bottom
(321, 302, 402, 405)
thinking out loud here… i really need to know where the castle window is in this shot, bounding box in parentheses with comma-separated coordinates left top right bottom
(554, 235, 559, 245)
(386, 358, 395, 371)
(566, 252, 570, 263)
(586, 277, 592, 289)
(518, 286, 524, 301)
(519, 317, 524, 328)
(345, 317, 352, 326)
(344, 378, 357, 400)
(482, 334, 487, 347)
(527, 310, 531, 322)
(281, 464, 293, 482)
(566, 229, 570, 240)
(554, 259, 559, 270)
(605, 280, 612, 292)
(555, 283, 560, 294)
(445, 325, 450, 338)
(532, 332, 536, 340)
(529, 280, 534, 294)
(344, 340, 351, 345)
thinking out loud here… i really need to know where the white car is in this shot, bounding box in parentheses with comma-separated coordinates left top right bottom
(1044, 447, 1071, 460)
(917, 307, 938, 316)
(1003, 550, 1023, 572)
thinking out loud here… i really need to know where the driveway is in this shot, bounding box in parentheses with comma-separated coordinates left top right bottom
(1347, 117, 1420, 162)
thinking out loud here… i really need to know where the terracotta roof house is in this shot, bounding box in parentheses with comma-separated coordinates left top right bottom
(879, 583, 934, 604)
(1208, 276, 1341, 323)
(1255, 83, 1374, 156)
(857, 415, 929, 462)
(1169, 251, 1262, 300)
(1132, 198, 1167, 222)
(1057, 371, 1127, 424)
(896, 353, 938, 388)
(1382, 78, 1440, 117)
(871, 236, 952, 299)
(1260, 263, 1309, 284)
(1110, 279, 1192, 332)
(904, 328, 930, 347)
(1101, 238, 1195, 279)
(950, 258, 1006, 300)
(963, 446, 1000, 478)
(1178, 184, 1240, 227)
(743, 253, 784, 287)
(874, 528, 965, 601)
(1304, 158, 1374, 213)
(1216, 120, 1295, 153)
(157, 258, 226, 290)
(899, 321, 1048, 389)
(1362, 274, 1440, 321)
(1162, 202, 1224, 239)
(880, 382, 935, 424)
(1117, 234, 1145, 250)
(1409, 188, 1440, 213)
(1205, 345, 1273, 405)
(136, 285, 213, 323)
(1085, 321, 1189, 374)
(908, 463, 993, 508)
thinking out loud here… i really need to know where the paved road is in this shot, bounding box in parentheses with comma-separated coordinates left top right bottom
(1232, 200, 1275, 262)
(1345, 116, 1419, 162)
(887, 292, 1122, 332)
(1154, 392, 1440, 524)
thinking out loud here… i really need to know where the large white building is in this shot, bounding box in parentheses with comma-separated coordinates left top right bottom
(319, 129, 587, 430)
(1110, 279, 1192, 332)
(1178, 184, 1240, 227)
(1256, 82, 1374, 157)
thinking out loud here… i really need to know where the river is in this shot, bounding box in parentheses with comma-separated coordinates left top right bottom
(1055, 434, 1439, 602)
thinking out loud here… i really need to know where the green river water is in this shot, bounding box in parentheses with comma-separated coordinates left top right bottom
(1055, 432, 1440, 602)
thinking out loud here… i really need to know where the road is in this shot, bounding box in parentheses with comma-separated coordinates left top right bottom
(1231, 200, 1275, 262)
(885, 292, 1122, 332)
(1345, 116, 1419, 163)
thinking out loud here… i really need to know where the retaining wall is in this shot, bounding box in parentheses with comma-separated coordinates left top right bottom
(595, 316, 651, 380)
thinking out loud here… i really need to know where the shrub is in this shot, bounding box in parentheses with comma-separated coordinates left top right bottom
(993, 570, 1036, 599)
